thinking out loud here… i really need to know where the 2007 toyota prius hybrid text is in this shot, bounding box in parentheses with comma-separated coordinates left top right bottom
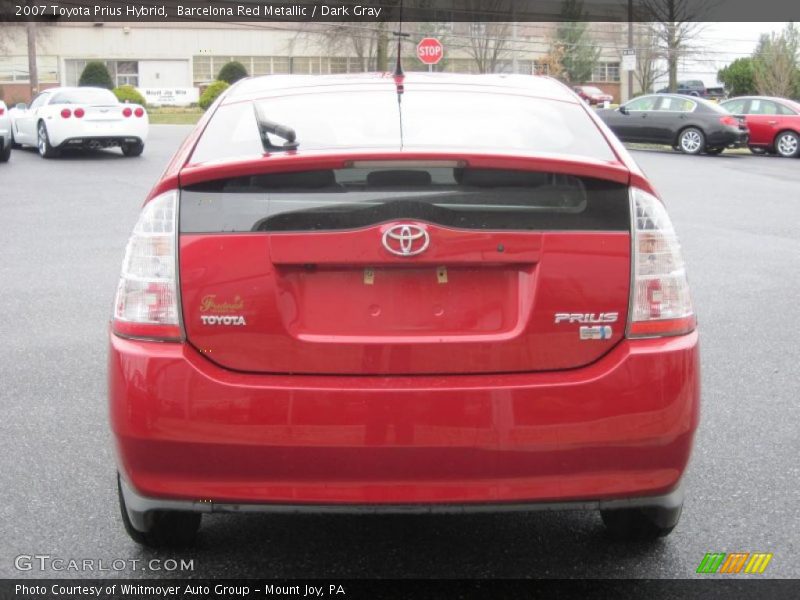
(109, 73, 699, 547)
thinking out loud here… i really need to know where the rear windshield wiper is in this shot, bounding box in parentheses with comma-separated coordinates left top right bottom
(253, 103, 299, 152)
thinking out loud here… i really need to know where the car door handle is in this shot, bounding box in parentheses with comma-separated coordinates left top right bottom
(768, 120, 778, 125)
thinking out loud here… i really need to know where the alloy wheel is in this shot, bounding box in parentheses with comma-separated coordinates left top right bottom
(680, 130, 702, 154)
(776, 133, 799, 157)
(37, 124, 47, 156)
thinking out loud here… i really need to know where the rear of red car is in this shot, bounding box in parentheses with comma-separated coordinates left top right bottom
(109, 74, 699, 546)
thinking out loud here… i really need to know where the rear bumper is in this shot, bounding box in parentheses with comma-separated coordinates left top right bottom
(109, 331, 700, 507)
(707, 128, 748, 148)
(57, 136, 142, 149)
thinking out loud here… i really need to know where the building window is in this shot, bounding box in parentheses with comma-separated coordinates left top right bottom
(592, 62, 621, 82)
(0, 56, 58, 84)
(64, 59, 138, 87)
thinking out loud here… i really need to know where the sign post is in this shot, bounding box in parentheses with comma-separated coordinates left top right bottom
(416, 37, 444, 71)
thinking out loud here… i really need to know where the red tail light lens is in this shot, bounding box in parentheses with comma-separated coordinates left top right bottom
(627, 188, 696, 338)
(134, 107, 145, 118)
(719, 115, 738, 127)
(74, 107, 85, 118)
(0, 107, 5, 116)
(60, 108, 71, 118)
(122, 107, 132, 118)
(112, 191, 182, 341)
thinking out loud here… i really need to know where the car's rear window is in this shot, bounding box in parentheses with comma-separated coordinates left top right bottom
(190, 90, 616, 163)
(50, 89, 119, 105)
(180, 167, 629, 233)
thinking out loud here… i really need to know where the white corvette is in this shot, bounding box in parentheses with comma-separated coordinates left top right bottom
(0, 100, 11, 162)
(9, 86, 148, 158)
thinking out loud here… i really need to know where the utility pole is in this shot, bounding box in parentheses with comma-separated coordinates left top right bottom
(27, 22, 39, 99)
(627, 0, 633, 101)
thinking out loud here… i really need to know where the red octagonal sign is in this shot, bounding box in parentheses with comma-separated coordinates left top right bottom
(417, 37, 444, 65)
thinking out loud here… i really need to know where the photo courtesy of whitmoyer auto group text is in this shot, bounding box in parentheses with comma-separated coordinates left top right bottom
(0, 0, 798, 598)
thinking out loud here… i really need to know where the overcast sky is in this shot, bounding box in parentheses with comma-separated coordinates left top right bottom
(677, 22, 788, 85)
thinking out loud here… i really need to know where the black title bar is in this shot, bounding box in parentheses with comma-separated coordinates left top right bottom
(1, 0, 798, 22)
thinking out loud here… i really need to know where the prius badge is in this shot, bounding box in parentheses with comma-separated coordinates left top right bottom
(382, 224, 430, 257)
(554, 312, 618, 341)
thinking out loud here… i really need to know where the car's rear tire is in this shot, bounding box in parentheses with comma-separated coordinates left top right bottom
(121, 141, 144, 157)
(774, 131, 800, 158)
(678, 128, 705, 155)
(117, 475, 201, 548)
(37, 121, 59, 159)
(0, 142, 11, 162)
(600, 504, 682, 541)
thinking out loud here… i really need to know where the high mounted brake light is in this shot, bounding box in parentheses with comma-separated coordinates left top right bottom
(627, 187, 696, 338)
(112, 190, 182, 341)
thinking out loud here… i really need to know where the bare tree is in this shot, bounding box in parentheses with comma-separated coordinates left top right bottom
(464, 22, 511, 73)
(633, 23, 667, 94)
(637, 0, 708, 92)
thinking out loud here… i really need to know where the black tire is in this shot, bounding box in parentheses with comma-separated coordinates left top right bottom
(601, 504, 682, 541)
(117, 475, 201, 548)
(0, 142, 10, 163)
(773, 131, 800, 158)
(121, 141, 144, 157)
(37, 121, 59, 158)
(677, 127, 705, 155)
(705, 147, 724, 155)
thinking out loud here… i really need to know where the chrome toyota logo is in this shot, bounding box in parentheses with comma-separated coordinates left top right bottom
(382, 224, 430, 257)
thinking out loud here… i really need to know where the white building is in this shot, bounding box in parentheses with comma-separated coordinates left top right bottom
(0, 22, 635, 104)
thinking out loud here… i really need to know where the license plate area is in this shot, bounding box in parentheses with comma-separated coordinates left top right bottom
(276, 265, 526, 338)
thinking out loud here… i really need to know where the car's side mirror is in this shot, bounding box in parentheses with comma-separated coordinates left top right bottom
(15, 103, 27, 110)
(618, 105, 629, 115)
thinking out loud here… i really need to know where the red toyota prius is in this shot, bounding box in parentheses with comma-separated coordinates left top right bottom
(109, 73, 699, 547)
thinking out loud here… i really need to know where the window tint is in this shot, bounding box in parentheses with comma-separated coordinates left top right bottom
(50, 88, 118, 105)
(625, 96, 658, 111)
(180, 168, 630, 233)
(721, 99, 746, 114)
(749, 99, 779, 115)
(191, 90, 616, 163)
(658, 97, 695, 112)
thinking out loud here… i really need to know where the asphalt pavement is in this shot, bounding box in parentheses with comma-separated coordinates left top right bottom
(1, 126, 798, 579)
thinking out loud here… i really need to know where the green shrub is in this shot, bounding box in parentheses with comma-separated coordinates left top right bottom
(198, 80, 230, 110)
(113, 85, 146, 106)
(79, 61, 114, 89)
(217, 61, 248, 84)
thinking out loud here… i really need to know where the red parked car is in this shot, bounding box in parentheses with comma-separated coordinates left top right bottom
(110, 73, 699, 547)
(573, 85, 614, 105)
(720, 96, 800, 157)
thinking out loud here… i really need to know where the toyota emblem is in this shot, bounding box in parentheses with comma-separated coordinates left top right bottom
(382, 224, 430, 257)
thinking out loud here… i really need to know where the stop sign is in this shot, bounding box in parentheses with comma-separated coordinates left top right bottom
(417, 38, 444, 65)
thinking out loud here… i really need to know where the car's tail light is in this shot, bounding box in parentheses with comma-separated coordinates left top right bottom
(112, 190, 182, 341)
(719, 115, 738, 127)
(627, 187, 696, 338)
(134, 107, 145, 118)
(74, 107, 85, 118)
(122, 107, 132, 118)
(60, 108, 71, 118)
(0, 107, 5, 116)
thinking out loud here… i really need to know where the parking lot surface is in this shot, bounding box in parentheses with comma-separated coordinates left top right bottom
(1, 126, 798, 578)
